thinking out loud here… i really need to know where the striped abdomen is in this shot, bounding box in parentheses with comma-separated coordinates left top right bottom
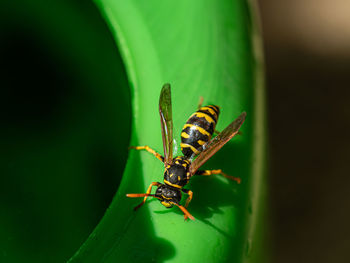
(180, 105, 220, 158)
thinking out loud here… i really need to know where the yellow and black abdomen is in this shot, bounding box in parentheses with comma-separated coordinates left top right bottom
(180, 105, 220, 158)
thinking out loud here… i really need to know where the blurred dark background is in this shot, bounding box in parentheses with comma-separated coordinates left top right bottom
(259, 0, 350, 262)
(0, 1, 130, 262)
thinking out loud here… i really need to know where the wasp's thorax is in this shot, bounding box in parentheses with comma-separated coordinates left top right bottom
(163, 156, 191, 189)
(155, 184, 181, 208)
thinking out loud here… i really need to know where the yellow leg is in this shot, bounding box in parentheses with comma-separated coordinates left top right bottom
(182, 189, 193, 220)
(133, 182, 161, 211)
(184, 190, 193, 208)
(196, 169, 241, 184)
(130, 145, 164, 162)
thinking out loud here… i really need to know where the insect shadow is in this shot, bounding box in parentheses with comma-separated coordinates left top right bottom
(155, 139, 249, 238)
(110, 152, 176, 263)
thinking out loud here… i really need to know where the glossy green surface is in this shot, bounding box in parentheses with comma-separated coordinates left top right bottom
(70, 0, 266, 262)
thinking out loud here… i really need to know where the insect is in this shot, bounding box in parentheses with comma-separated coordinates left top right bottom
(127, 83, 246, 220)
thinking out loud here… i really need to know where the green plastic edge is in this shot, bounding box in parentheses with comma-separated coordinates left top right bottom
(69, 0, 267, 262)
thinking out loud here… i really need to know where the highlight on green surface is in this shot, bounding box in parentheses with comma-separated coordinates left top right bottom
(1, 0, 267, 262)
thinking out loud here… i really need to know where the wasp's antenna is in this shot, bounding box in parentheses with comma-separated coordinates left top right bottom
(173, 203, 195, 221)
(126, 193, 156, 198)
(126, 193, 157, 211)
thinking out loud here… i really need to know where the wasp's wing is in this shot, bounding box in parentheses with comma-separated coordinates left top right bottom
(159, 83, 173, 165)
(189, 112, 246, 175)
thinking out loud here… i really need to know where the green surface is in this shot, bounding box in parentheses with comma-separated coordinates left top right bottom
(70, 0, 267, 262)
(1, 0, 266, 262)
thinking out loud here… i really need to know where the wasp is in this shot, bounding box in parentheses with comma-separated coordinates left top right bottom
(127, 83, 246, 220)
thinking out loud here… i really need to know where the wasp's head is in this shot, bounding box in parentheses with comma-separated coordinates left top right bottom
(155, 184, 182, 208)
(126, 183, 194, 220)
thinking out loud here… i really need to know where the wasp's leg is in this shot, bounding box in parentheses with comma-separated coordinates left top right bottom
(182, 189, 193, 208)
(181, 189, 194, 220)
(129, 182, 162, 211)
(197, 96, 204, 109)
(129, 145, 164, 162)
(195, 169, 241, 184)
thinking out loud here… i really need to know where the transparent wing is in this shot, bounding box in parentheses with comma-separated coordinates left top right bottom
(189, 112, 246, 174)
(159, 83, 173, 165)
